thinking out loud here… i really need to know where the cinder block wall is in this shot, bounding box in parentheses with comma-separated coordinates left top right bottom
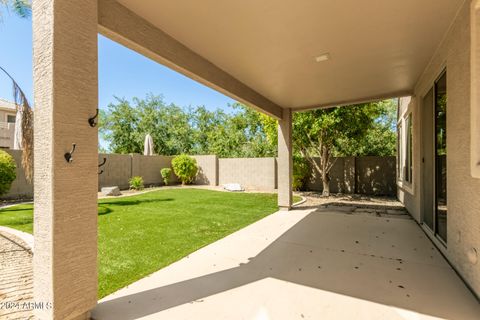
(307, 156, 397, 196)
(98, 153, 133, 190)
(193, 155, 218, 186)
(218, 157, 277, 190)
(2, 152, 397, 198)
(132, 154, 174, 186)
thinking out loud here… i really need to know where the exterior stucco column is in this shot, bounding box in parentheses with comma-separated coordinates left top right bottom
(33, 0, 98, 319)
(278, 108, 293, 209)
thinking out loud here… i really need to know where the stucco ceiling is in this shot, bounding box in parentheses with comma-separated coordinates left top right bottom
(117, 0, 464, 109)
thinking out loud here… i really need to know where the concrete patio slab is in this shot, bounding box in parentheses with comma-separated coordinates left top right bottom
(92, 208, 480, 320)
(0, 233, 34, 320)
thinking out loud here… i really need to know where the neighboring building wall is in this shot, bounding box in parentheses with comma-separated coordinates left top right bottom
(308, 156, 397, 196)
(0, 100, 17, 149)
(0, 122, 15, 149)
(218, 157, 277, 190)
(398, 1, 480, 297)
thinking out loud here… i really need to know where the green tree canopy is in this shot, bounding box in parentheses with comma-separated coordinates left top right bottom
(100, 95, 397, 195)
(100, 96, 276, 157)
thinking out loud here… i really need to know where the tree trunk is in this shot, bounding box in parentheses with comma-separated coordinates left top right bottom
(320, 146, 331, 196)
(322, 170, 330, 196)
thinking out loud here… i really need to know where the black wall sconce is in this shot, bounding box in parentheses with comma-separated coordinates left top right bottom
(64, 143, 76, 163)
(88, 108, 99, 127)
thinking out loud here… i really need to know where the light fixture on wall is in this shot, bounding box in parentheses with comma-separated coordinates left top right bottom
(315, 53, 331, 62)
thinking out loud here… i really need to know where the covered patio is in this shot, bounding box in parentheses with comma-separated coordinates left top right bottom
(31, 0, 480, 319)
(92, 204, 480, 320)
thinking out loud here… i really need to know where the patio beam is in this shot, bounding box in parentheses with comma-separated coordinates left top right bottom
(33, 0, 98, 319)
(294, 90, 413, 112)
(97, 0, 284, 120)
(278, 108, 293, 209)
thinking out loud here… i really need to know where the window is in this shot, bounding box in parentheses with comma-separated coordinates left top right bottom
(405, 114, 413, 183)
(7, 115, 16, 123)
(397, 113, 413, 185)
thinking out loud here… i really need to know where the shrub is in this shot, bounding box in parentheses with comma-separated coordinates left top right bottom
(0, 150, 16, 196)
(129, 176, 144, 190)
(292, 155, 310, 191)
(160, 168, 172, 186)
(171, 155, 198, 185)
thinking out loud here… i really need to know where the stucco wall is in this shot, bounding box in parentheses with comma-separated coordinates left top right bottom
(397, 96, 421, 222)
(218, 157, 277, 190)
(399, 1, 480, 297)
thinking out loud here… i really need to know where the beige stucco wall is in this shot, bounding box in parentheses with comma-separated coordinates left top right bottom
(219, 157, 277, 190)
(0, 101, 17, 149)
(32, 0, 99, 318)
(0, 122, 15, 149)
(397, 96, 422, 222)
(399, 1, 480, 297)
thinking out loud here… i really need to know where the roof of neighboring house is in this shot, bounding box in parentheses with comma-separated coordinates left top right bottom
(0, 99, 17, 112)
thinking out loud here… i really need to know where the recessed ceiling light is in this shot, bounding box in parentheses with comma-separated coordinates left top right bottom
(315, 53, 330, 62)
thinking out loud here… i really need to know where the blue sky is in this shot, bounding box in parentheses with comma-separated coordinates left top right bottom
(0, 12, 236, 111)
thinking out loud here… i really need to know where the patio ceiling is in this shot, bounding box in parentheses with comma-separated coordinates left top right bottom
(108, 0, 463, 113)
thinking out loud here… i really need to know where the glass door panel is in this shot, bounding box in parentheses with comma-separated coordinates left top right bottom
(435, 71, 447, 243)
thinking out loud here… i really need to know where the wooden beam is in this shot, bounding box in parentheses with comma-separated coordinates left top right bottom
(98, 0, 283, 119)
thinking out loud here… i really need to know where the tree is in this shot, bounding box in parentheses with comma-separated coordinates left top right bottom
(294, 104, 389, 196)
(0, 0, 31, 20)
(100, 98, 141, 154)
(100, 95, 195, 155)
(100, 97, 277, 158)
(335, 100, 397, 157)
(0, 1, 33, 181)
(100, 94, 397, 196)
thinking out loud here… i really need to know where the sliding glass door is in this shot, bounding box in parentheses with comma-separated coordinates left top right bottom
(435, 71, 447, 243)
(421, 70, 447, 244)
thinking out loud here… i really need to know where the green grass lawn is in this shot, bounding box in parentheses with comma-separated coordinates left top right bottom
(0, 188, 300, 298)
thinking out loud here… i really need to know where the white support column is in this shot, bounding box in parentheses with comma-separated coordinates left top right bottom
(33, 0, 98, 319)
(278, 108, 293, 209)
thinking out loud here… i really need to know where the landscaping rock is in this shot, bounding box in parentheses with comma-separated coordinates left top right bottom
(101, 186, 121, 196)
(223, 183, 244, 192)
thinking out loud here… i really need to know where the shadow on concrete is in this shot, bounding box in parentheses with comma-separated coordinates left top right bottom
(93, 208, 480, 320)
(99, 198, 174, 207)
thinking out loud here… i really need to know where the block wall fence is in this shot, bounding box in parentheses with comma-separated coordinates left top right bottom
(1, 150, 396, 199)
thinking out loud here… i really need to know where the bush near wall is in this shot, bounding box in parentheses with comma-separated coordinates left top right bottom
(1, 152, 396, 198)
(0, 150, 16, 196)
(172, 155, 198, 185)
